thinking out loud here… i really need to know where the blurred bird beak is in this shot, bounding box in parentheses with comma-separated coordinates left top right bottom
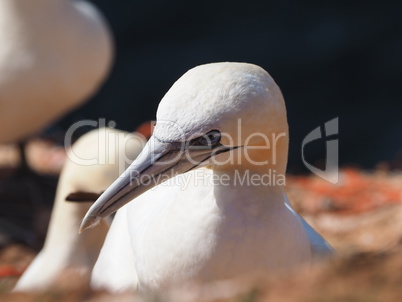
(79, 135, 234, 233)
(66, 191, 103, 202)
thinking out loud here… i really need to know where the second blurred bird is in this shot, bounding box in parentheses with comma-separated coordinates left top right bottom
(14, 127, 145, 291)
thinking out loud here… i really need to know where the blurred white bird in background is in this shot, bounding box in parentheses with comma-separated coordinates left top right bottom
(0, 0, 113, 143)
(14, 127, 145, 292)
(80, 62, 334, 292)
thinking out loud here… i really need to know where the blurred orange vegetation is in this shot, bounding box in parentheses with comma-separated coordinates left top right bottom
(288, 168, 402, 215)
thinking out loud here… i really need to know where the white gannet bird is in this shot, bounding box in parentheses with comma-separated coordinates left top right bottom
(81, 62, 334, 292)
(14, 127, 145, 292)
(0, 0, 113, 143)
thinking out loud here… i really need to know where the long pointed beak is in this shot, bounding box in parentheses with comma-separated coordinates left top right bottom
(79, 136, 231, 233)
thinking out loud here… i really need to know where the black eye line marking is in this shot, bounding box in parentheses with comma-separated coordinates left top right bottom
(189, 129, 221, 147)
(154, 130, 222, 147)
(183, 145, 243, 174)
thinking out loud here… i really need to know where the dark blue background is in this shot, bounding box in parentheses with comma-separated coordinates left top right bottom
(57, 0, 402, 172)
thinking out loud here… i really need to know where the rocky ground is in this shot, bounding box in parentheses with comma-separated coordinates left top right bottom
(0, 139, 401, 301)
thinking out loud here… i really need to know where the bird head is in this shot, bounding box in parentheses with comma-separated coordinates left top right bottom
(80, 62, 288, 232)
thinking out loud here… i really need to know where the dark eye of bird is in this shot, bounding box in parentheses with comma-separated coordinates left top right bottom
(195, 130, 221, 146)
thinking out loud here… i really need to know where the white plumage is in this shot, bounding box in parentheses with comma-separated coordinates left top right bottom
(80, 62, 334, 292)
(0, 0, 113, 143)
(14, 128, 145, 291)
